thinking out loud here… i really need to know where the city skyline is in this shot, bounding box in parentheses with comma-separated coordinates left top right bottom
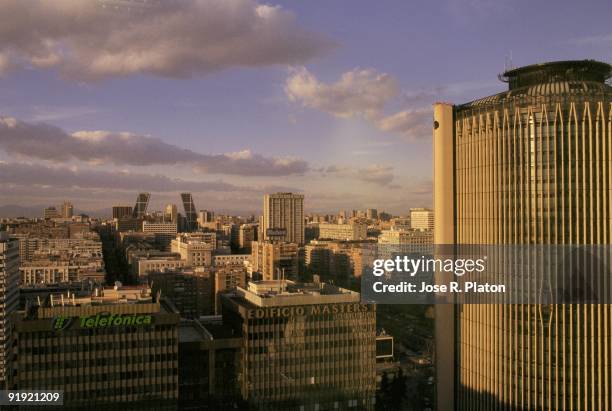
(1, 0, 612, 213)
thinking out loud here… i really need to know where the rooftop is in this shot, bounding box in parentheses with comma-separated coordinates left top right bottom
(500, 60, 611, 90)
(231, 280, 361, 307)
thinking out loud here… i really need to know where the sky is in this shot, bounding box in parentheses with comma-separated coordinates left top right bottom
(0, 0, 611, 215)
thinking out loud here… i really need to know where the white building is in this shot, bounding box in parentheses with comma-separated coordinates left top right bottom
(409, 208, 434, 230)
(318, 222, 367, 241)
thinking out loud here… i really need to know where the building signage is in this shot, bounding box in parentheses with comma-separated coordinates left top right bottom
(247, 303, 370, 319)
(52, 312, 153, 331)
(266, 228, 287, 237)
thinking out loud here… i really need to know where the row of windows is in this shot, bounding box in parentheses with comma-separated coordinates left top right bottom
(19, 353, 178, 367)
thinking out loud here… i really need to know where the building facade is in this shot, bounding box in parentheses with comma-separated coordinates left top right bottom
(171, 234, 214, 267)
(263, 193, 305, 245)
(143, 221, 178, 251)
(113, 205, 134, 220)
(434, 60, 612, 410)
(0, 233, 19, 388)
(221, 280, 377, 410)
(408, 208, 433, 231)
(251, 241, 298, 281)
(318, 222, 367, 241)
(11, 285, 180, 409)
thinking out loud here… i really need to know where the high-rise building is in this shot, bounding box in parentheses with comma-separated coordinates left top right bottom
(220, 280, 377, 410)
(112, 205, 133, 219)
(408, 207, 433, 230)
(132, 192, 150, 219)
(433, 60, 612, 410)
(180, 193, 197, 232)
(164, 204, 178, 223)
(0, 233, 19, 388)
(262, 192, 304, 245)
(61, 201, 74, 218)
(250, 240, 298, 281)
(366, 208, 378, 220)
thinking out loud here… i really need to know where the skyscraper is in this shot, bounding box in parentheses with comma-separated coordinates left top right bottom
(0, 232, 19, 388)
(262, 192, 304, 245)
(132, 192, 150, 219)
(434, 60, 612, 410)
(180, 193, 197, 232)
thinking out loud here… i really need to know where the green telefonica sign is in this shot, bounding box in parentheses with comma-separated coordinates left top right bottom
(52, 312, 153, 331)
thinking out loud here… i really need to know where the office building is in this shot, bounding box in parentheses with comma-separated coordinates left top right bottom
(132, 192, 151, 218)
(433, 60, 612, 410)
(180, 193, 198, 232)
(0, 233, 19, 388)
(220, 280, 377, 410)
(262, 193, 305, 245)
(408, 208, 433, 231)
(178, 319, 241, 410)
(112, 205, 134, 220)
(304, 240, 376, 281)
(11, 285, 180, 409)
(143, 221, 178, 251)
(171, 233, 214, 267)
(250, 240, 298, 281)
(318, 221, 367, 241)
(150, 268, 214, 318)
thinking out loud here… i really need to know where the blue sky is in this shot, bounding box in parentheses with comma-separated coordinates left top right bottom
(0, 0, 611, 214)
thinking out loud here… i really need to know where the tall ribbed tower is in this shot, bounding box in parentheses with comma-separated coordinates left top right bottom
(434, 60, 612, 410)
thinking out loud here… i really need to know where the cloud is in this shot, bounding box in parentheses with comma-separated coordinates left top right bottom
(0, 161, 299, 194)
(323, 164, 395, 186)
(0, 116, 309, 176)
(286, 67, 430, 139)
(0, 0, 334, 80)
(285, 67, 398, 118)
(377, 109, 431, 139)
(0, 161, 246, 192)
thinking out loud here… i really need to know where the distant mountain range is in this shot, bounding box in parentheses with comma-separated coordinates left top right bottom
(0, 204, 110, 219)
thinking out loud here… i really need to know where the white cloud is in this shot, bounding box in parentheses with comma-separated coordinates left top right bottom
(285, 67, 398, 118)
(0, 0, 334, 80)
(286, 67, 430, 139)
(377, 109, 431, 139)
(0, 116, 309, 176)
